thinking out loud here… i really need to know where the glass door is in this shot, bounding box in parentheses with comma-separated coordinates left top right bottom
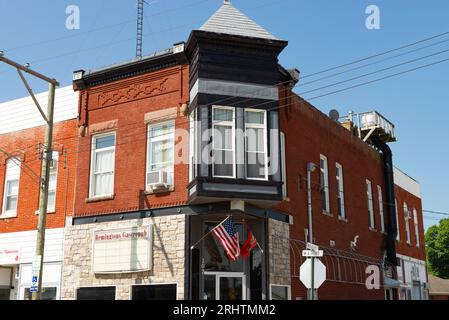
(203, 273, 246, 300)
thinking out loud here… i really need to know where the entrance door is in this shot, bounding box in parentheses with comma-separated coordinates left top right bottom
(203, 273, 246, 300)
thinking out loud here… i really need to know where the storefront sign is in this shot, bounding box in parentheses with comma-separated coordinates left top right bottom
(93, 225, 152, 273)
(0, 246, 21, 265)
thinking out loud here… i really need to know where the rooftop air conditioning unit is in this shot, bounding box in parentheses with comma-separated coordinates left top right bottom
(147, 170, 170, 192)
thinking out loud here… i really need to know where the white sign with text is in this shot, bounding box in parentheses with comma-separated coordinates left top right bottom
(93, 225, 152, 273)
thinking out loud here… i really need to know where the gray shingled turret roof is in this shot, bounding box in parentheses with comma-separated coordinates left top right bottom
(199, 0, 278, 40)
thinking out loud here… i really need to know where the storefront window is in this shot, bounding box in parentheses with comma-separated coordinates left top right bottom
(131, 284, 177, 300)
(24, 287, 57, 300)
(203, 222, 244, 272)
(270, 285, 290, 300)
(77, 286, 116, 300)
(0, 288, 10, 300)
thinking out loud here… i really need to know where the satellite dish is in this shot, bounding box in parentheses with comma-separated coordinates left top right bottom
(329, 109, 340, 121)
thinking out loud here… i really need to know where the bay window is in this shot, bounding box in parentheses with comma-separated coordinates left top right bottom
(212, 106, 235, 178)
(146, 120, 175, 190)
(2, 158, 21, 217)
(90, 133, 115, 198)
(245, 109, 267, 180)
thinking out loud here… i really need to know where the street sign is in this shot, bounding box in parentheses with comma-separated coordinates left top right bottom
(300, 258, 326, 289)
(306, 242, 319, 251)
(30, 255, 42, 294)
(302, 250, 324, 257)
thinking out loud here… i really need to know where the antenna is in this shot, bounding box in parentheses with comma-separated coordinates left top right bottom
(136, 0, 145, 58)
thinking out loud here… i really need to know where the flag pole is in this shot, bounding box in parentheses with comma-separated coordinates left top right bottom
(190, 215, 231, 250)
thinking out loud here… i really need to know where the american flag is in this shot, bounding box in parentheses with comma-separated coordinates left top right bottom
(212, 217, 240, 261)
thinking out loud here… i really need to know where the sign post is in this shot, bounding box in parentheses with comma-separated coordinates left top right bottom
(300, 244, 326, 300)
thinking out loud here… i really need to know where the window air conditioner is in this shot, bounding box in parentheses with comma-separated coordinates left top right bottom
(147, 170, 170, 192)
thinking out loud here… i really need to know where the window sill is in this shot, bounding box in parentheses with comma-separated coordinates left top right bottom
(338, 216, 348, 223)
(85, 194, 115, 203)
(34, 210, 56, 215)
(0, 214, 17, 220)
(144, 187, 174, 195)
(322, 211, 333, 217)
(369, 227, 377, 232)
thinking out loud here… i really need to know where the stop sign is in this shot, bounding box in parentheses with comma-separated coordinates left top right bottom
(299, 258, 326, 289)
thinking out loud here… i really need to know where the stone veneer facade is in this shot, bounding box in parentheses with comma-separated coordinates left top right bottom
(268, 219, 291, 288)
(61, 215, 185, 300)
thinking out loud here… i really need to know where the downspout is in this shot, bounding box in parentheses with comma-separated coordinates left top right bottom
(371, 136, 398, 266)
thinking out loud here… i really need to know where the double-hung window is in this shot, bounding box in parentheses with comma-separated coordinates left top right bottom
(245, 109, 267, 180)
(2, 158, 21, 217)
(366, 180, 375, 229)
(404, 203, 411, 244)
(377, 185, 385, 233)
(320, 155, 330, 213)
(413, 209, 420, 247)
(335, 163, 345, 218)
(212, 106, 235, 178)
(47, 152, 58, 212)
(146, 120, 175, 189)
(90, 133, 116, 198)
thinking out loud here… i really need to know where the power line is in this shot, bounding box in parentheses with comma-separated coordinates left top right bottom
(6, 45, 449, 163)
(299, 37, 449, 87)
(301, 31, 449, 79)
(423, 210, 449, 217)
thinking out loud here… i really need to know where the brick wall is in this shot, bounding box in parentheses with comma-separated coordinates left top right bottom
(74, 65, 190, 217)
(395, 185, 426, 261)
(278, 87, 390, 299)
(0, 119, 78, 233)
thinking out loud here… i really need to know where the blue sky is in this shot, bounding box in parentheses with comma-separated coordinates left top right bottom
(0, 0, 448, 230)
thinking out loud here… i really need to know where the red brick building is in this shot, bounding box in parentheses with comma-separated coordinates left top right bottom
(0, 86, 78, 300)
(55, 1, 428, 300)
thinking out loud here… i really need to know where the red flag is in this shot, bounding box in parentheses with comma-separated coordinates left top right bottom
(240, 224, 258, 259)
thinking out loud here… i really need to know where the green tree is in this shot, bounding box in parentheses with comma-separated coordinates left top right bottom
(425, 218, 449, 279)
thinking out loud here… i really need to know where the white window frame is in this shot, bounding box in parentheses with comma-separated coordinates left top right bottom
(244, 109, 268, 181)
(212, 106, 236, 179)
(413, 208, 420, 247)
(404, 203, 411, 244)
(366, 180, 375, 229)
(1, 158, 21, 218)
(280, 132, 287, 199)
(46, 152, 59, 213)
(377, 185, 385, 233)
(395, 199, 400, 241)
(320, 155, 330, 213)
(89, 132, 116, 198)
(146, 120, 175, 190)
(335, 163, 345, 219)
(269, 284, 291, 300)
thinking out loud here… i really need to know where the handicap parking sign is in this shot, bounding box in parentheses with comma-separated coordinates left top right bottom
(30, 285, 38, 293)
(32, 276, 38, 283)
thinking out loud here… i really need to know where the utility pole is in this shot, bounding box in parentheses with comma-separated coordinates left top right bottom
(0, 52, 59, 300)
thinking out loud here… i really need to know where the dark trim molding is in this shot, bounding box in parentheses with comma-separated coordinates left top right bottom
(71, 202, 289, 225)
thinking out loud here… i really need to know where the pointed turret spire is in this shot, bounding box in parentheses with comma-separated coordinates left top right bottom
(199, 1, 278, 40)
